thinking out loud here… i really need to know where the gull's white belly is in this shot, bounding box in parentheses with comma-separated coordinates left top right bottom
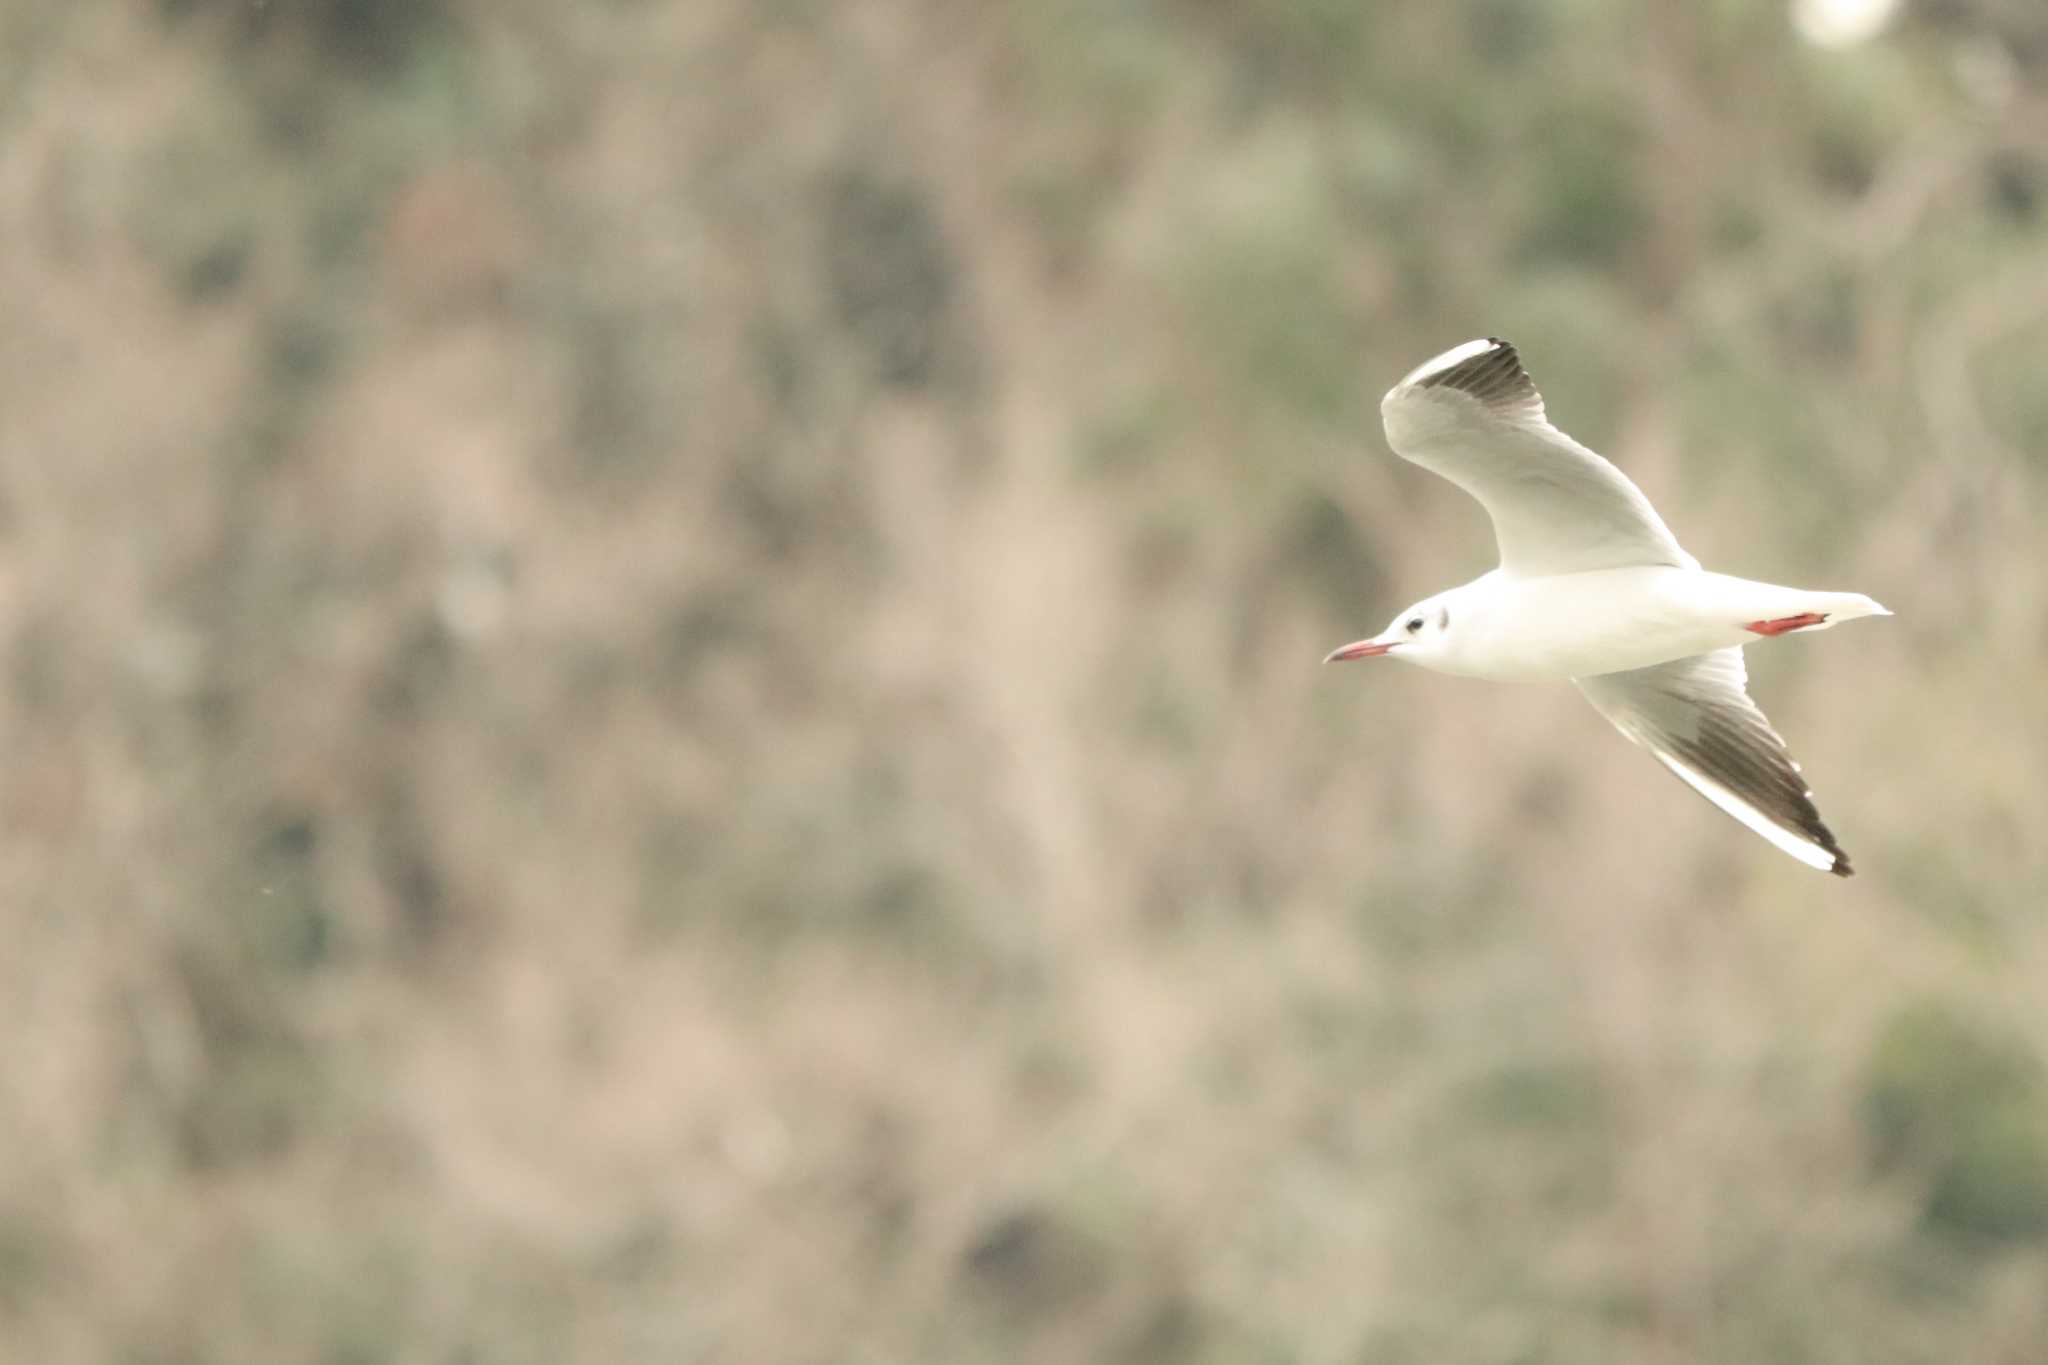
(1436, 568, 1832, 681)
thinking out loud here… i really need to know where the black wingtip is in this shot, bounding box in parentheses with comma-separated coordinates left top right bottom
(1413, 337, 1542, 417)
(1813, 818, 1853, 877)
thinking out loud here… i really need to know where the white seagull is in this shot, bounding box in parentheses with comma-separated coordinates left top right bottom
(1327, 338, 1889, 876)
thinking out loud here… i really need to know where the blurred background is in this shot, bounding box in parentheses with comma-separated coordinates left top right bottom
(3, 0, 2047, 1360)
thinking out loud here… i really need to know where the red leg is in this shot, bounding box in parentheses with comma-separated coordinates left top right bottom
(1745, 612, 1827, 637)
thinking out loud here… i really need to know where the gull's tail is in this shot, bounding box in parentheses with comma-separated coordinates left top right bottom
(1737, 589, 1889, 639)
(1811, 592, 1891, 626)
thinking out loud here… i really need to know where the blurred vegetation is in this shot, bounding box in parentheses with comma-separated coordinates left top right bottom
(1865, 1000, 2048, 1244)
(2, 0, 2048, 1361)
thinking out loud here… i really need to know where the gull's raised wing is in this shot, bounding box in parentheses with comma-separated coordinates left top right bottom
(1380, 338, 1696, 578)
(1576, 647, 1852, 876)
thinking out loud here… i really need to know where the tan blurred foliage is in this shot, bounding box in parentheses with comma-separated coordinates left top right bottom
(2, 1, 2047, 1361)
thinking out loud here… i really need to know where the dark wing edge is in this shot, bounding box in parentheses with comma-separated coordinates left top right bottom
(1407, 337, 1547, 423)
(1577, 651, 1854, 877)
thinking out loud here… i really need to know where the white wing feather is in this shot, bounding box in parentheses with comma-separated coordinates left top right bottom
(1381, 338, 1697, 578)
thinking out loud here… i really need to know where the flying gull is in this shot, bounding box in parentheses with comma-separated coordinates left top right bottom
(1327, 338, 1889, 876)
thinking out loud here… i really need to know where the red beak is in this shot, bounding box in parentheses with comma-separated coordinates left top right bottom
(1324, 639, 1397, 663)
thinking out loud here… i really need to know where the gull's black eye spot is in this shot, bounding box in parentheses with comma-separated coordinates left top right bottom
(1405, 616, 1424, 633)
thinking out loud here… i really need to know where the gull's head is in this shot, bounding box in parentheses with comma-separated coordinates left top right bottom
(1324, 594, 1457, 666)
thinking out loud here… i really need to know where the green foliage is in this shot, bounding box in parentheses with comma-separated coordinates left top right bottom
(823, 170, 949, 383)
(1515, 100, 1648, 270)
(1863, 1000, 2048, 1244)
(1170, 135, 1358, 437)
(1273, 489, 1386, 620)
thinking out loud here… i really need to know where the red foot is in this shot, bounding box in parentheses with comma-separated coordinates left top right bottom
(1745, 612, 1828, 637)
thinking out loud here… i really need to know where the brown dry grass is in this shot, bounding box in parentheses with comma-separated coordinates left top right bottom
(2, 1, 2046, 1361)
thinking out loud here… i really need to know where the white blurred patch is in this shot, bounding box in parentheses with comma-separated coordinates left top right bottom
(1793, 0, 1899, 48)
(435, 552, 514, 643)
